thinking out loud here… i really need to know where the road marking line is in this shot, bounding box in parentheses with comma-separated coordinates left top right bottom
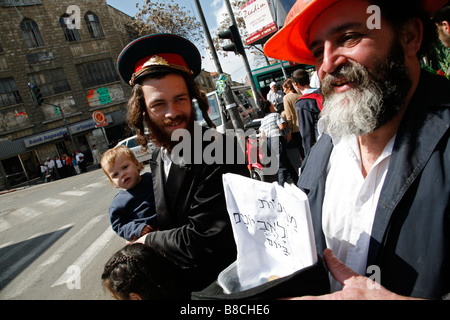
(0, 232, 43, 265)
(11, 207, 41, 220)
(37, 198, 67, 207)
(84, 182, 104, 188)
(0, 218, 11, 233)
(0, 224, 73, 292)
(59, 191, 88, 197)
(0, 217, 103, 299)
(40, 215, 103, 267)
(51, 226, 115, 288)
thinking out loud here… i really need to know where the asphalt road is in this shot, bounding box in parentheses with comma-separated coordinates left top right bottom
(0, 166, 135, 300)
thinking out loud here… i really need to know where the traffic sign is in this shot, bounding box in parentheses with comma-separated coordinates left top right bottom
(92, 110, 107, 128)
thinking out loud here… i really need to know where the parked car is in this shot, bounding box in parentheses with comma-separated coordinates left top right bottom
(115, 135, 155, 163)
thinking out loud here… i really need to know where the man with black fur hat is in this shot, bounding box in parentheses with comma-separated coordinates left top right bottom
(116, 33, 249, 295)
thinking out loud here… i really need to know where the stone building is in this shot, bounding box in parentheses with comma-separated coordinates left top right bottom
(0, 0, 220, 190)
(0, 0, 138, 190)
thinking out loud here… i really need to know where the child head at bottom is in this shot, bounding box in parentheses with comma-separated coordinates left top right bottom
(102, 243, 189, 300)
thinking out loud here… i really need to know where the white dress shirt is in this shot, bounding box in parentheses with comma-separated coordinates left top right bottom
(322, 134, 395, 291)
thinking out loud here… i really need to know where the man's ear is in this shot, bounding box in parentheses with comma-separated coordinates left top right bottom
(129, 292, 143, 300)
(400, 17, 423, 58)
(442, 20, 450, 33)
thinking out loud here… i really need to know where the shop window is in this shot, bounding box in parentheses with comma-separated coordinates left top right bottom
(28, 68, 71, 96)
(20, 18, 44, 48)
(60, 14, 81, 42)
(76, 59, 120, 88)
(0, 77, 22, 107)
(85, 12, 104, 39)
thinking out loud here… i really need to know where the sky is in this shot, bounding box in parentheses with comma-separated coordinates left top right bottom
(106, 0, 260, 83)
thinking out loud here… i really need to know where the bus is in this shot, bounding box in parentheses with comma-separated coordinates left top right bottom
(251, 61, 315, 100)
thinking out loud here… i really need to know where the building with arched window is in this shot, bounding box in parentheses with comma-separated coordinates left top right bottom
(0, 0, 137, 190)
(0, 0, 219, 190)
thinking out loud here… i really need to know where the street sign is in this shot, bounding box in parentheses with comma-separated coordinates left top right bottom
(92, 110, 108, 128)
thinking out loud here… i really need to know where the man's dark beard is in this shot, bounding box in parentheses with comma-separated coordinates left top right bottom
(145, 107, 197, 152)
(320, 40, 412, 137)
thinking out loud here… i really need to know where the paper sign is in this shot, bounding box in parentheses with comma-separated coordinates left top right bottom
(220, 173, 317, 293)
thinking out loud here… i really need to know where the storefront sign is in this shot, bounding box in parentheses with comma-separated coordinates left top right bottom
(24, 114, 113, 148)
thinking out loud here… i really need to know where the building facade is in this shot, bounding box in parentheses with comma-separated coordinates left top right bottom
(0, 0, 137, 190)
(0, 0, 221, 190)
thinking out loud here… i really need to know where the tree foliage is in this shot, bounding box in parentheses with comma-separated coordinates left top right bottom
(129, 0, 204, 47)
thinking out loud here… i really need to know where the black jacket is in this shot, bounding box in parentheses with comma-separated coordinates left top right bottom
(146, 124, 250, 292)
(297, 71, 450, 299)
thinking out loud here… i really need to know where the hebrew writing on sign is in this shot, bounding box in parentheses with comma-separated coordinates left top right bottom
(220, 173, 317, 293)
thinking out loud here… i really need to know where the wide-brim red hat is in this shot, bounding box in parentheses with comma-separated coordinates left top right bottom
(264, 0, 448, 65)
(117, 33, 201, 86)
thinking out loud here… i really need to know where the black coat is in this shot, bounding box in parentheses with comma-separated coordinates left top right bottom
(297, 71, 450, 299)
(146, 124, 250, 292)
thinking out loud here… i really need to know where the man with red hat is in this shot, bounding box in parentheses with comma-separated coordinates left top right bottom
(265, 0, 450, 299)
(116, 33, 249, 296)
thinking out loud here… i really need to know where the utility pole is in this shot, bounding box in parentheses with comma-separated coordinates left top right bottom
(223, 0, 264, 108)
(193, 0, 246, 154)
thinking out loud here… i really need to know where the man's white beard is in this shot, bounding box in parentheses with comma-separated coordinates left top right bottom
(319, 46, 411, 139)
(320, 81, 384, 138)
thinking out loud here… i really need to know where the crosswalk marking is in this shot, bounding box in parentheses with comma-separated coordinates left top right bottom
(11, 207, 41, 220)
(84, 182, 105, 188)
(37, 198, 67, 207)
(40, 215, 104, 267)
(0, 216, 104, 299)
(0, 174, 118, 299)
(0, 224, 73, 295)
(59, 190, 88, 197)
(51, 226, 115, 288)
(0, 232, 44, 266)
(0, 218, 10, 233)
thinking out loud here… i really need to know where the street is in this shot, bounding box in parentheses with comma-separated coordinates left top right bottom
(0, 166, 135, 300)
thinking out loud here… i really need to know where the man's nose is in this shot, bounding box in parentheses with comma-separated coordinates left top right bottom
(319, 41, 347, 78)
(164, 103, 179, 119)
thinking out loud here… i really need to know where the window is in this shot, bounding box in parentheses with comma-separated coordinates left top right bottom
(28, 68, 71, 96)
(20, 18, 44, 48)
(0, 78, 23, 108)
(85, 12, 104, 38)
(60, 14, 81, 42)
(76, 59, 120, 88)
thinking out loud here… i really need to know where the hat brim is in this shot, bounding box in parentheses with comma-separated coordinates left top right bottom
(264, 0, 446, 65)
(263, 0, 344, 65)
(117, 33, 202, 86)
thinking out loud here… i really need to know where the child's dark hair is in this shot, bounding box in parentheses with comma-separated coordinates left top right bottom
(261, 100, 272, 114)
(101, 243, 189, 300)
